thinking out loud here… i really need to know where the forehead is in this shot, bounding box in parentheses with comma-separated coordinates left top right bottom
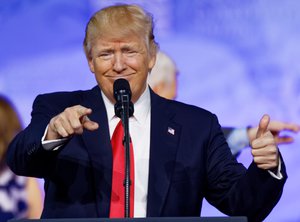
(93, 35, 147, 49)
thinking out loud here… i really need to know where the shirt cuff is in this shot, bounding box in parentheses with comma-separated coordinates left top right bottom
(268, 157, 283, 180)
(226, 128, 250, 155)
(41, 125, 69, 151)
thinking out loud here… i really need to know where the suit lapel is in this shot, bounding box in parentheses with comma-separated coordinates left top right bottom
(81, 86, 112, 217)
(147, 90, 181, 216)
(80, 87, 181, 217)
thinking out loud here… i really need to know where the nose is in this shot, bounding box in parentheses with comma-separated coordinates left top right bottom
(113, 53, 126, 73)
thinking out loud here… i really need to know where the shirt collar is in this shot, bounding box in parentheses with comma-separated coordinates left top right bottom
(101, 86, 151, 125)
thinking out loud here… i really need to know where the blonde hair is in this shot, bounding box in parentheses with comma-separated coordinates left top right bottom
(0, 95, 22, 168)
(83, 4, 158, 60)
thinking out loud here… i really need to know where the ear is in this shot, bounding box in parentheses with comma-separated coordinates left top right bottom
(88, 58, 95, 73)
(148, 53, 157, 70)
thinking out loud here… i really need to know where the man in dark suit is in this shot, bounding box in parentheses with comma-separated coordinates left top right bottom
(7, 4, 287, 222)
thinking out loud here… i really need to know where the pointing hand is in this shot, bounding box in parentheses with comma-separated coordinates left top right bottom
(46, 105, 99, 140)
(251, 114, 279, 170)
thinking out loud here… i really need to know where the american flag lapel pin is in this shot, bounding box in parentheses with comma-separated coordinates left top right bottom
(168, 127, 175, 135)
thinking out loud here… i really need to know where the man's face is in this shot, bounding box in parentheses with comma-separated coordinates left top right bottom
(88, 35, 156, 103)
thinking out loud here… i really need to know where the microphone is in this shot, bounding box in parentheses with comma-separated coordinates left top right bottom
(113, 78, 134, 118)
(113, 78, 134, 218)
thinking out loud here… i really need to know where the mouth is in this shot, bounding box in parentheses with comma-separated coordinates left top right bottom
(106, 74, 134, 81)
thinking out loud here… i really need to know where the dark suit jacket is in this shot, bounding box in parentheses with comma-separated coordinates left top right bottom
(222, 127, 235, 140)
(7, 86, 287, 222)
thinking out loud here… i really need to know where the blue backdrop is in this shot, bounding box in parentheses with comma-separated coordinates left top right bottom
(1, 1, 299, 221)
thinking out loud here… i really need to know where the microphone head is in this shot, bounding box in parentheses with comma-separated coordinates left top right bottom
(113, 78, 134, 117)
(113, 78, 131, 101)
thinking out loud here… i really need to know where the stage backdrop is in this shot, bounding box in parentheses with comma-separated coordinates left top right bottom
(1, 1, 299, 221)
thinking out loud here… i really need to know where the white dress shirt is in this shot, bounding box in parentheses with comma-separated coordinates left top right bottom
(102, 87, 151, 217)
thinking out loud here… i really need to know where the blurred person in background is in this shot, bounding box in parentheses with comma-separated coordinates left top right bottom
(148, 51, 300, 156)
(0, 94, 43, 221)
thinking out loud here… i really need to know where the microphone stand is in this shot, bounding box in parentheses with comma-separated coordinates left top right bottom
(119, 94, 131, 218)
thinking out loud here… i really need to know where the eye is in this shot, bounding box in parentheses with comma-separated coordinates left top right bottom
(98, 51, 113, 60)
(124, 50, 137, 57)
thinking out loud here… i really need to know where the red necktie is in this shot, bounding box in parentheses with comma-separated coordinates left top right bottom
(109, 120, 135, 218)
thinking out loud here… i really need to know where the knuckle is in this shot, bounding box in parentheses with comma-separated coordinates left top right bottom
(50, 118, 56, 127)
(57, 114, 64, 121)
(270, 145, 278, 153)
(66, 127, 74, 134)
(250, 140, 257, 148)
(253, 156, 258, 163)
(271, 155, 277, 162)
(64, 107, 73, 114)
(73, 124, 82, 131)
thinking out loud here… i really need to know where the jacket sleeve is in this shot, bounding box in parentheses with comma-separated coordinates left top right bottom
(221, 127, 234, 139)
(7, 94, 66, 178)
(205, 114, 287, 222)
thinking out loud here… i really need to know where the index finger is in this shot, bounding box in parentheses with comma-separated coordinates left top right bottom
(282, 122, 300, 132)
(269, 121, 300, 132)
(256, 114, 270, 138)
(75, 105, 92, 118)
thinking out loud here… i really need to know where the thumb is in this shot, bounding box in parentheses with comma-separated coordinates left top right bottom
(82, 115, 99, 131)
(256, 114, 270, 138)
